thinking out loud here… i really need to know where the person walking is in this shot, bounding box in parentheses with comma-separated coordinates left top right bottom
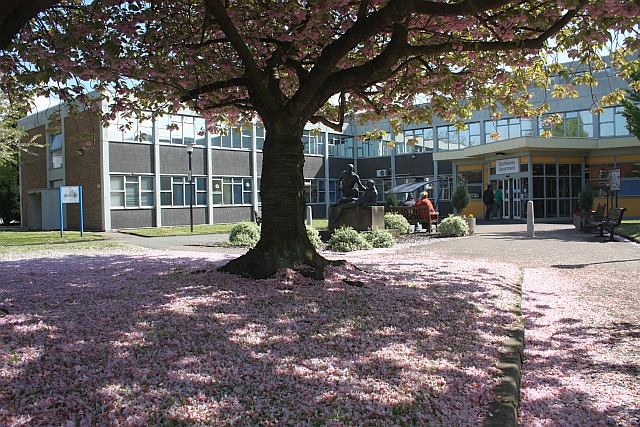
(483, 184, 495, 221)
(493, 184, 503, 220)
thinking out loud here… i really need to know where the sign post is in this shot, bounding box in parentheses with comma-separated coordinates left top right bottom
(59, 186, 84, 238)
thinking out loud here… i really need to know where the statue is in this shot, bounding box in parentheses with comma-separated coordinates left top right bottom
(330, 179, 378, 224)
(331, 188, 359, 207)
(338, 163, 365, 198)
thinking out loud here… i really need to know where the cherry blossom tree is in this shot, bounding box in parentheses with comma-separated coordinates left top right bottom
(2, 0, 639, 278)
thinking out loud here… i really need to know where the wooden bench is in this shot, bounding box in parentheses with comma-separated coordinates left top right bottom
(593, 207, 626, 241)
(389, 206, 439, 232)
(580, 203, 605, 230)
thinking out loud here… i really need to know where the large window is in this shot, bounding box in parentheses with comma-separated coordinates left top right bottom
(110, 176, 154, 208)
(212, 177, 254, 205)
(211, 125, 265, 150)
(157, 115, 206, 146)
(599, 106, 629, 137)
(486, 118, 535, 143)
(400, 128, 435, 153)
(358, 139, 390, 158)
(160, 176, 206, 206)
(328, 134, 353, 158)
(108, 114, 154, 143)
(305, 179, 326, 203)
(303, 131, 324, 156)
(458, 170, 483, 199)
(539, 110, 593, 138)
(438, 123, 480, 150)
(49, 133, 63, 169)
(531, 162, 581, 218)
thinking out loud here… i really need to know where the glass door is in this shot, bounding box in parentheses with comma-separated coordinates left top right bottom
(512, 178, 521, 219)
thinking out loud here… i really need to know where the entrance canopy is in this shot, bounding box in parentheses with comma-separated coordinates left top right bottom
(388, 179, 448, 194)
(389, 179, 450, 209)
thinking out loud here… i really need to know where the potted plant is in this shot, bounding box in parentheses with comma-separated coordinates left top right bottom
(451, 179, 474, 234)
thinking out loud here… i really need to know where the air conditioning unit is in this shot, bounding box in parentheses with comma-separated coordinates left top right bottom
(376, 169, 389, 178)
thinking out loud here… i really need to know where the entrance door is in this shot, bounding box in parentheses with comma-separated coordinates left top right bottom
(511, 178, 521, 219)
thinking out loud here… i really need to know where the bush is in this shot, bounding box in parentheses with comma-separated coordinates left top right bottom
(451, 179, 471, 215)
(306, 224, 323, 249)
(326, 226, 372, 252)
(385, 192, 398, 207)
(229, 221, 261, 246)
(578, 186, 595, 212)
(437, 214, 470, 237)
(363, 228, 395, 248)
(384, 213, 412, 234)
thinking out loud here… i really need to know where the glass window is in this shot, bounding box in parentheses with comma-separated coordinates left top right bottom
(306, 179, 326, 203)
(212, 177, 255, 205)
(159, 176, 205, 206)
(49, 133, 63, 169)
(110, 175, 154, 208)
(599, 106, 629, 137)
(125, 176, 139, 207)
(328, 134, 352, 157)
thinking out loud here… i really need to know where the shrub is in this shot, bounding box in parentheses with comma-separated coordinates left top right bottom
(385, 192, 398, 207)
(451, 179, 471, 215)
(578, 186, 595, 212)
(437, 214, 470, 237)
(326, 226, 372, 252)
(229, 221, 261, 246)
(363, 228, 395, 248)
(384, 213, 411, 234)
(306, 224, 323, 249)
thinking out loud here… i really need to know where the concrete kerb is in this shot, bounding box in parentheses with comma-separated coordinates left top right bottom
(484, 268, 525, 427)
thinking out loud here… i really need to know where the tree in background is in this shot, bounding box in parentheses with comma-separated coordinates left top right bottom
(2, 0, 639, 278)
(622, 68, 640, 139)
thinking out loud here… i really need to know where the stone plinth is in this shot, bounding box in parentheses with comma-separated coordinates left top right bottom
(329, 206, 385, 231)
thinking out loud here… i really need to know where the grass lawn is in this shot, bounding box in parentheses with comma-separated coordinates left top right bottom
(120, 219, 331, 237)
(0, 230, 104, 246)
(617, 219, 640, 242)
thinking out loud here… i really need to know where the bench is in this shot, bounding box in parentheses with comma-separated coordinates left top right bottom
(389, 206, 439, 232)
(593, 207, 626, 241)
(580, 203, 605, 231)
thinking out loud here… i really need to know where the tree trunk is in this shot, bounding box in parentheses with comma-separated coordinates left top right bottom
(218, 124, 339, 279)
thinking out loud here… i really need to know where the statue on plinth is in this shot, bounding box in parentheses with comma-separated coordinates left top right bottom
(338, 163, 366, 198)
(330, 179, 378, 224)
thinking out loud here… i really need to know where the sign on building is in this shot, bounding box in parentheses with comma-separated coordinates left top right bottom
(496, 158, 519, 175)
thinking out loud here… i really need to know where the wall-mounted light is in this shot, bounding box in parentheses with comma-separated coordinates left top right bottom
(496, 152, 506, 156)
(411, 154, 416, 159)
(77, 149, 83, 155)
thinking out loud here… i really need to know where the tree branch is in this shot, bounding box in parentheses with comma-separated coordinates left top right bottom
(203, 0, 280, 116)
(180, 77, 251, 102)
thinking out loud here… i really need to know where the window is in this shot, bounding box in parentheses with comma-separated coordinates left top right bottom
(212, 177, 254, 205)
(160, 176, 206, 206)
(438, 124, 478, 150)
(458, 170, 483, 199)
(599, 106, 629, 137)
(156, 115, 204, 146)
(108, 114, 154, 142)
(486, 118, 535, 143)
(50, 133, 63, 169)
(328, 134, 352, 157)
(303, 130, 324, 156)
(402, 128, 435, 153)
(306, 179, 326, 203)
(212, 126, 256, 149)
(539, 110, 593, 138)
(110, 176, 154, 208)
